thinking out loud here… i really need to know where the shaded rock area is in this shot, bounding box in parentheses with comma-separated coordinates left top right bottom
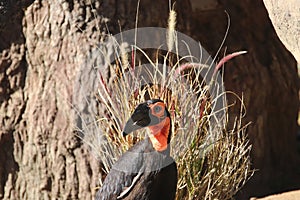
(190, 1, 300, 198)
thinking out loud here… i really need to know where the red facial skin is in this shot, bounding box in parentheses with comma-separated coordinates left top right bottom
(148, 102, 170, 152)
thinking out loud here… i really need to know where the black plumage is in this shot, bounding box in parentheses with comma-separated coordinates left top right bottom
(95, 99, 177, 200)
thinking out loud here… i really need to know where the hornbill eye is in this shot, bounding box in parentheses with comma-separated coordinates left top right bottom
(153, 105, 162, 113)
(149, 102, 165, 118)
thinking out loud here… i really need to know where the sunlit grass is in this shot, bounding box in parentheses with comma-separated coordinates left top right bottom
(78, 6, 253, 199)
(79, 46, 253, 199)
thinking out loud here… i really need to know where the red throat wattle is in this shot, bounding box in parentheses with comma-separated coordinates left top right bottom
(148, 117, 170, 151)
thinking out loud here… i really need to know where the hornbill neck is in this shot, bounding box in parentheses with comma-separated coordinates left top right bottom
(148, 116, 172, 154)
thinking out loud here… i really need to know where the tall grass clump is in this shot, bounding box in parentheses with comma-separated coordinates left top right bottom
(79, 7, 253, 199)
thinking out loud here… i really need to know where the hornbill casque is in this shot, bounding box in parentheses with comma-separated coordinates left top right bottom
(95, 99, 177, 200)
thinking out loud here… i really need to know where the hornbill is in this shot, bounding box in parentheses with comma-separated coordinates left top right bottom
(95, 99, 177, 200)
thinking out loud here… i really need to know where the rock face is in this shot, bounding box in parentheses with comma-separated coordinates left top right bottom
(251, 190, 300, 200)
(263, 0, 300, 63)
(0, 0, 299, 199)
(0, 0, 190, 199)
(1, 1, 104, 199)
(190, 1, 300, 198)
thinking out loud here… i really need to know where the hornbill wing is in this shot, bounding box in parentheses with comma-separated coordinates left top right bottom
(95, 143, 146, 200)
(117, 172, 142, 199)
(95, 169, 143, 200)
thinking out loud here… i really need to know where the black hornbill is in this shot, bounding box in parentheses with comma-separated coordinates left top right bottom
(95, 99, 177, 200)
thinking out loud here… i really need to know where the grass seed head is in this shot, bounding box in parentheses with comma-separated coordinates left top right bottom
(78, 8, 253, 200)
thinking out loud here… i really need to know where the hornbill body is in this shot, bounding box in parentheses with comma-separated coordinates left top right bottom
(95, 99, 177, 200)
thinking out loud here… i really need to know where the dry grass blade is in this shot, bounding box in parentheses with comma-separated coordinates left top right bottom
(79, 7, 253, 199)
(88, 47, 253, 199)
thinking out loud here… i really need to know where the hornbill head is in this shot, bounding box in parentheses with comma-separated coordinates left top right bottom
(122, 99, 171, 151)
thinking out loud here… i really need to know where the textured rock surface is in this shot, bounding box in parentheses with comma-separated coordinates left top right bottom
(1, 0, 104, 199)
(251, 190, 300, 200)
(0, 0, 190, 199)
(263, 0, 300, 62)
(259, 2, 300, 199)
(190, 0, 300, 198)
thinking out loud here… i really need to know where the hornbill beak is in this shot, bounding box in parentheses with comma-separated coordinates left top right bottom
(122, 102, 151, 137)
